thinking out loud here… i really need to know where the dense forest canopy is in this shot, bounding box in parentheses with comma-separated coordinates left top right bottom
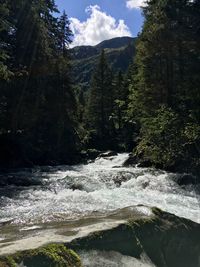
(127, 0, 200, 174)
(0, 0, 80, 167)
(0, 0, 199, 176)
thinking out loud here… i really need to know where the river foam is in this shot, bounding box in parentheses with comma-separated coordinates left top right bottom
(79, 250, 156, 267)
(0, 153, 199, 226)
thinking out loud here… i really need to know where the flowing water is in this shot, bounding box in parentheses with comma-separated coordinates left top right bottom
(0, 153, 200, 261)
(0, 153, 199, 225)
(79, 250, 156, 267)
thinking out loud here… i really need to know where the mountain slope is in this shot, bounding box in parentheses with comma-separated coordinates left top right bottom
(70, 37, 136, 91)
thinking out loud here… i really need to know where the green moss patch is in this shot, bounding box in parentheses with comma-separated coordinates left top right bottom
(0, 244, 82, 267)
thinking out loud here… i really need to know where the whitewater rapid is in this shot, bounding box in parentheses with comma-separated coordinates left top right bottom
(0, 153, 200, 226)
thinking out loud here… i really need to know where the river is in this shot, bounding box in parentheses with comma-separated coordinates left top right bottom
(0, 153, 199, 265)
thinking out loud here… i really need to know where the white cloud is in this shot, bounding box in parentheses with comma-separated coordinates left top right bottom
(70, 5, 132, 47)
(126, 0, 146, 9)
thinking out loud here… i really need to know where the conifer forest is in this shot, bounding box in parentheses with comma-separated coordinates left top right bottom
(0, 1, 200, 266)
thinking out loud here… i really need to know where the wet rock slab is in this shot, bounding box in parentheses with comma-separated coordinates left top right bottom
(70, 208, 200, 267)
(0, 207, 200, 267)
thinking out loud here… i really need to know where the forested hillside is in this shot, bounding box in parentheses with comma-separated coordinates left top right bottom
(83, 50, 134, 151)
(0, 0, 199, 176)
(70, 36, 136, 91)
(84, 0, 200, 175)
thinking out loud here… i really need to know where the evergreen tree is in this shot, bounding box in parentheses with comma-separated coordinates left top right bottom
(113, 70, 130, 135)
(57, 10, 73, 56)
(113, 71, 124, 133)
(127, 0, 200, 174)
(0, 0, 80, 167)
(86, 50, 115, 149)
(112, 66, 136, 151)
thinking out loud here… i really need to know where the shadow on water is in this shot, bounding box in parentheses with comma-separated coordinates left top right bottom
(0, 164, 85, 199)
(0, 168, 49, 199)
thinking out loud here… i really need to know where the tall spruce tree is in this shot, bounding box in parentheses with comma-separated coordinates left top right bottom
(86, 50, 115, 149)
(57, 10, 73, 56)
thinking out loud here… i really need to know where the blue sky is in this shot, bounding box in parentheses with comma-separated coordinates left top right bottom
(55, 0, 144, 46)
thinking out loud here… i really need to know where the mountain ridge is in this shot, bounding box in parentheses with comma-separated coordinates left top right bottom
(70, 36, 136, 90)
(71, 36, 135, 49)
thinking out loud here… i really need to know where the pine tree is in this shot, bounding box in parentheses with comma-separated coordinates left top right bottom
(86, 50, 115, 149)
(57, 10, 73, 56)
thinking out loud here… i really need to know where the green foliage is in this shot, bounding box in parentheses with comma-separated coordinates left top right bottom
(0, 1, 80, 167)
(136, 106, 182, 167)
(85, 50, 115, 149)
(127, 0, 200, 174)
(83, 50, 136, 151)
(0, 0, 12, 80)
(70, 37, 136, 92)
(0, 244, 82, 267)
(0, 0, 199, 170)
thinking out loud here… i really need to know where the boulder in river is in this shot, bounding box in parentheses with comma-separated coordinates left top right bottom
(98, 151, 118, 158)
(123, 153, 137, 167)
(69, 207, 200, 267)
(86, 149, 102, 160)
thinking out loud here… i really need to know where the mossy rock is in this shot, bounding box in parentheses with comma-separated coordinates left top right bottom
(0, 244, 82, 267)
(1, 208, 200, 267)
(70, 208, 200, 267)
(0, 262, 9, 267)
